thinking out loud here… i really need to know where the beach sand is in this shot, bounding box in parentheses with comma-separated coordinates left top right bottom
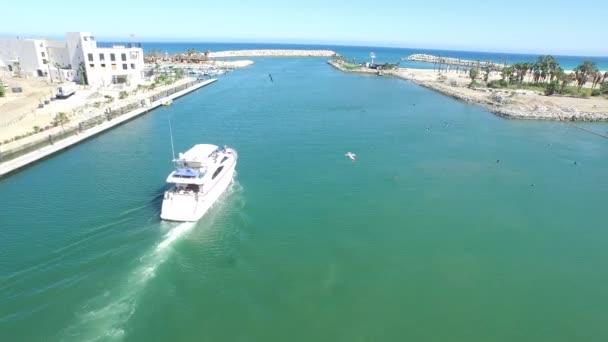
(328, 61, 608, 121)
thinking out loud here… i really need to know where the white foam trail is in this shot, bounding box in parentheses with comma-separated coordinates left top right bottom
(156, 222, 195, 251)
(61, 180, 242, 342)
(61, 221, 196, 342)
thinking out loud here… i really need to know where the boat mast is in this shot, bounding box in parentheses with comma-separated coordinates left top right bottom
(168, 114, 176, 161)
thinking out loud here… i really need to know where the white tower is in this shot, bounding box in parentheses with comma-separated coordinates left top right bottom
(370, 52, 376, 65)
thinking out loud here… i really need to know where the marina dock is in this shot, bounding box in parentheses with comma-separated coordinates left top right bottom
(0, 79, 217, 178)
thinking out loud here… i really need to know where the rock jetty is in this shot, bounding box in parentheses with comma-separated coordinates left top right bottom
(406, 54, 504, 70)
(209, 50, 336, 58)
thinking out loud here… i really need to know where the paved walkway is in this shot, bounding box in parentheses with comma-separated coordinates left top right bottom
(0, 79, 217, 178)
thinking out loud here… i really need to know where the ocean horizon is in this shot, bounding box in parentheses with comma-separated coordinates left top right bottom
(135, 42, 608, 71)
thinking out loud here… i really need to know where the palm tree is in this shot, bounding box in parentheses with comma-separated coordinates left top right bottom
(531, 61, 541, 83)
(204, 50, 211, 61)
(469, 68, 479, 84)
(519, 63, 532, 84)
(545, 56, 559, 83)
(556, 68, 574, 93)
(146, 49, 161, 63)
(482, 65, 491, 82)
(77, 62, 88, 85)
(501, 66, 514, 83)
(590, 70, 603, 89)
(574, 61, 597, 89)
(185, 48, 199, 62)
(52, 112, 69, 131)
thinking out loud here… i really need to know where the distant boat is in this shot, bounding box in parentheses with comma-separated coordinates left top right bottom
(345, 152, 356, 161)
(161, 144, 238, 222)
(162, 99, 173, 106)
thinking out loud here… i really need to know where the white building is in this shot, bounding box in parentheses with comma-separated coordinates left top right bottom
(0, 32, 145, 87)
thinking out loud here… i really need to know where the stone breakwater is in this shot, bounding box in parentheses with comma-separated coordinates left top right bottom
(209, 49, 336, 58)
(328, 60, 608, 122)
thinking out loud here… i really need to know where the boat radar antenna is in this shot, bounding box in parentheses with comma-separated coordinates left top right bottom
(168, 114, 176, 161)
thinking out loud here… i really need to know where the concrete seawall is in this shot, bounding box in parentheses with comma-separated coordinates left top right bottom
(0, 79, 217, 178)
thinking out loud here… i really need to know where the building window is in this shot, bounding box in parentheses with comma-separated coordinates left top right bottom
(42, 59, 48, 64)
(122, 64, 128, 70)
(89, 64, 94, 68)
(110, 53, 116, 61)
(99, 53, 105, 61)
(101, 63, 106, 68)
(111, 64, 117, 70)
(130, 63, 136, 69)
(130, 51, 139, 59)
(121, 53, 127, 61)
(88, 53, 93, 61)
(41, 51, 46, 57)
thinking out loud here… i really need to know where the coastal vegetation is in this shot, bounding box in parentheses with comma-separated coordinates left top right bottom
(77, 62, 88, 86)
(145, 49, 162, 63)
(468, 68, 479, 87)
(146, 48, 209, 64)
(330, 55, 398, 71)
(52, 112, 69, 129)
(485, 56, 607, 98)
(0, 84, 5, 97)
(149, 66, 185, 89)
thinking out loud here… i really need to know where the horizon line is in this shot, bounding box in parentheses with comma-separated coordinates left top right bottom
(1, 33, 607, 57)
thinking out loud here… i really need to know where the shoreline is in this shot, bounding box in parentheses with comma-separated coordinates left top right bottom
(327, 60, 608, 122)
(0, 79, 217, 178)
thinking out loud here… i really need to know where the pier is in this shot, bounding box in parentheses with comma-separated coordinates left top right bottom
(0, 79, 217, 178)
(405, 54, 504, 71)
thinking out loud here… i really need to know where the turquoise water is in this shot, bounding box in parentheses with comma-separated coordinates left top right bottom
(1, 57, 608, 341)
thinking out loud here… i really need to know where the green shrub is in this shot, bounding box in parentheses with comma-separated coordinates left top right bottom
(591, 89, 601, 96)
(0, 85, 5, 97)
(600, 82, 608, 95)
(577, 88, 591, 98)
(468, 80, 480, 88)
(119, 91, 128, 99)
(544, 82, 559, 96)
(487, 80, 508, 88)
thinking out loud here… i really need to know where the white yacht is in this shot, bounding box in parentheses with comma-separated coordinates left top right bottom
(161, 144, 237, 222)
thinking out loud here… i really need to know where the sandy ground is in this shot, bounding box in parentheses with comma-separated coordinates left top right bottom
(1, 75, 58, 133)
(329, 61, 608, 121)
(0, 77, 197, 149)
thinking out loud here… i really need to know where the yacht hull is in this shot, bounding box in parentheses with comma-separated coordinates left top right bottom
(160, 157, 236, 222)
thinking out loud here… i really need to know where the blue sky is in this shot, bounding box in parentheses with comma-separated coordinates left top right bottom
(2, 0, 607, 56)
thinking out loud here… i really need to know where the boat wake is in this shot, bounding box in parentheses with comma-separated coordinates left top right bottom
(61, 179, 242, 342)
